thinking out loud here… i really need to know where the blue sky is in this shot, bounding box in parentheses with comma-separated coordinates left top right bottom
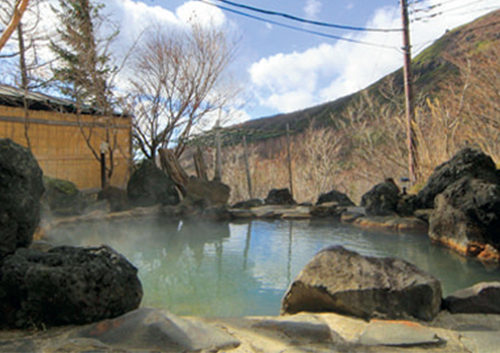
(6, 0, 500, 125)
(125, 0, 500, 122)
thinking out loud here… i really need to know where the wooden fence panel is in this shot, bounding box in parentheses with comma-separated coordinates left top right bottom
(0, 105, 132, 190)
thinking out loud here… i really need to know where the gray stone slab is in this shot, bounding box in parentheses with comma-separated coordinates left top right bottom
(358, 320, 445, 347)
(73, 308, 240, 352)
(459, 330, 500, 353)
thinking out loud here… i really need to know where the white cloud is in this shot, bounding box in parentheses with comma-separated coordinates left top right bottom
(106, 0, 181, 40)
(249, 44, 342, 112)
(249, 0, 500, 114)
(267, 91, 316, 113)
(304, 0, 322, 19)
(176, 1, 227, 27)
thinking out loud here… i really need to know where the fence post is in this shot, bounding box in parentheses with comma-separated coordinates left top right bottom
(100, 142, 108, 189)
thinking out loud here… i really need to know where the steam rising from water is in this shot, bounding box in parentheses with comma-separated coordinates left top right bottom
(45, 219, 500, 317)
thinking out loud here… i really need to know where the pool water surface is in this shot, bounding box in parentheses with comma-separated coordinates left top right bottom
(46, 218, 500, 317)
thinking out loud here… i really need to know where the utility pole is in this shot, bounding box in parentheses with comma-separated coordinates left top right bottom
(401, 0, 418, 185)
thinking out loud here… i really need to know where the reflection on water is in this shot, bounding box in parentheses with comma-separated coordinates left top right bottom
(45, 218, 500, 317)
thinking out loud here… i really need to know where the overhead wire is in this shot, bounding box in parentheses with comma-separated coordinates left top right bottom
(412, 0, 495, 21)
(198, 0, 400, 50)
(450, 5, 500, 16)
(213, 0, 403, 32)
(368, 3, 401, 83)
(443, 0, 492, 14)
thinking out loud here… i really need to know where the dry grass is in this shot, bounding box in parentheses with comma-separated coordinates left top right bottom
(183, 43, 500, 205)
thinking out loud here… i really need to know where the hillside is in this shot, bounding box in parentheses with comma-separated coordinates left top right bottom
(229, 9, 500, 141)
(186, 9, 500, 204)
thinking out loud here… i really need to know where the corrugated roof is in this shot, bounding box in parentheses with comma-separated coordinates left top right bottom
(0, 84, 126, 117)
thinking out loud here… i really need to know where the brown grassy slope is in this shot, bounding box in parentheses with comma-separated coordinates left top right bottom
(231, 9, 500, 140)
(186, 10, 500, 204)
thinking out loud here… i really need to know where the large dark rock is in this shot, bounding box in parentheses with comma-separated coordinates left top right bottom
(360, 178, 400, 216)
(415, 148, 498, 209)
(443, 282, 500, 314)
(396, 195, 418, 217)
(183, 177, 230, 207)
(265, 188, 296, 206)
(98, 186, 130, 212)
(428, 177, 500, 261)
(316, 190, 355, 207)
(127, 160, 179, 207)
(281, 246, 442, 321)
(231, 198, 264, 209)
(202, 205, 232, 222)
(42, 176, 87, 216)
(310, 202, 344, 219)
(0, 245, 142, 328)
(0, 139, 44, 260)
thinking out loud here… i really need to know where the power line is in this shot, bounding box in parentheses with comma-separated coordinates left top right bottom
(443, 0, 491, 14)
(430, 0, 468, 6)
(198, 0, 400, 50)
(451, 5, 500, 16)
(214, 0, 403, 33)
(411, 3, 442, 13)
(369, 4, 401, 83)
(413, 12, 443, 21)
(412, 0, 494, 20)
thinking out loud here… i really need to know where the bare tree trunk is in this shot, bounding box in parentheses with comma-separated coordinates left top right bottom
(0, 0, 30, 52)
(159, 148, 189, 196)
(17, 22, 31, 149)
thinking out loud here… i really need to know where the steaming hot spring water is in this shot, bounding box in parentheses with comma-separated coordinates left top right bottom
(45, 219, 500, 317)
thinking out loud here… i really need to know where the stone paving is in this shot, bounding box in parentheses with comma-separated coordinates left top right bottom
(1, 308, 500, 352)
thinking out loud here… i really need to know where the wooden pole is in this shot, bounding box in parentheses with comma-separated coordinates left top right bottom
(194, 146, 208, 181)
(401, 0, 418, 184)
(100, 152, 106, 189)
(214, 128, 222, 182)
(286, 123, 294, 198)
(242, 135, 253, 199)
